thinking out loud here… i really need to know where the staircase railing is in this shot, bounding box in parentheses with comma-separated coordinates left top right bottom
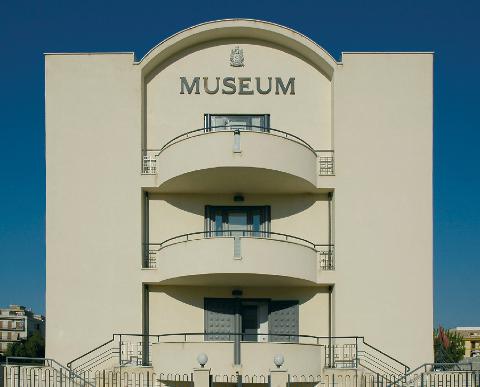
(66, 337, 119, 375)
(358, 339, 410, 376)
(322, 337, 409, 378)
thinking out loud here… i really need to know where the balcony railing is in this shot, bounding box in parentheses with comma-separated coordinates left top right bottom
(318, 149, 335, 175)
(0, 325, 24, 331)
(141, 126, 334, 176)
(143, 230, 334, 270)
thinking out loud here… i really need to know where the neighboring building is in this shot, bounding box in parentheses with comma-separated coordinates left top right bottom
(0, 305, 45, 355)
(454, 327, 480, 358)
(45, 19, 433, 375)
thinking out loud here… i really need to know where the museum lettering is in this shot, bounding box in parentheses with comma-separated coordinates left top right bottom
(180, 76, 295, 95)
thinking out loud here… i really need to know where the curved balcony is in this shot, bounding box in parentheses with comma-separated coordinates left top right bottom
(142, 127, 334, 193)
(142, 231, 334, 286)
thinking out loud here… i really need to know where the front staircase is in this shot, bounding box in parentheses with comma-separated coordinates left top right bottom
(65, 333, 410, 380)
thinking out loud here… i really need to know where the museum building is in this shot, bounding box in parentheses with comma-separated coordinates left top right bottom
(45, 19, 433, 377)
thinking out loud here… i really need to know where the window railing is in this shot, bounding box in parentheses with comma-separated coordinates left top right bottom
(141, 126, 334, 175)
(143, 230, 334, 270)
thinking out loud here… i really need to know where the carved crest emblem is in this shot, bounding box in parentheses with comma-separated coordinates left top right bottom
(230, 46, 244, 67)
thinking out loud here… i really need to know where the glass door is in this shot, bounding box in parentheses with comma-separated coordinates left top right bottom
(227, 211, 248, 237)
(241, 301, 269, 342)
(206, 206, 270, 238)
(205, 114, 270, 132)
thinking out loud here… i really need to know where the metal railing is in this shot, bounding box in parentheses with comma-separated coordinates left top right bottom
(317, 150, 335, 175)
(3, 364, 478, 387)
(142, 152, 157, 175)
(322, 338, 409, 377)
(88, 370, 192, 387)
(212, 373, 270, 384)
(0, 328, 23, 332)
(141, 125, 334, 175)
(159, 125, 316, 153)
(4, 356, 94, 386)
(143, 230, 334, 270)
(387, 362, 479, 387)
(324, 370, 480, 387)
(67, 333, 408, 379)
(2, 364, 191, 387)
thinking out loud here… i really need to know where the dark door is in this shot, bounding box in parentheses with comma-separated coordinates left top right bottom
(205, 298, 299, 343)
(241, 305, 259, 341)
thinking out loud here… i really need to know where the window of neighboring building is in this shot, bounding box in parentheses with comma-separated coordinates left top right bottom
(204, 114, 270, 132)
(205, 206, 270, 237)
(204, 298, 298, 343)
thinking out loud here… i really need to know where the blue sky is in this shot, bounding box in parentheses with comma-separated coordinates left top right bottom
(0, 0, 478, 328)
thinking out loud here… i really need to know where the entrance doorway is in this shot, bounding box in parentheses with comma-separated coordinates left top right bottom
(204, 298, 297, 342)
(241, 301, 268, 342)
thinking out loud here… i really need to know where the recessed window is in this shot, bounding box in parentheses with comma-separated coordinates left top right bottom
(204, 114, 270, 132)
(205, 206, 270, 237)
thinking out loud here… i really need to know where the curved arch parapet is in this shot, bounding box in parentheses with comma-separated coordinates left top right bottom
(140, 19, 336, 191)
(137, 19, 338, 78)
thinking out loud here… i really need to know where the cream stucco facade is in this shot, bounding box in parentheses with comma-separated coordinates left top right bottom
(45, 19, 433, 376)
